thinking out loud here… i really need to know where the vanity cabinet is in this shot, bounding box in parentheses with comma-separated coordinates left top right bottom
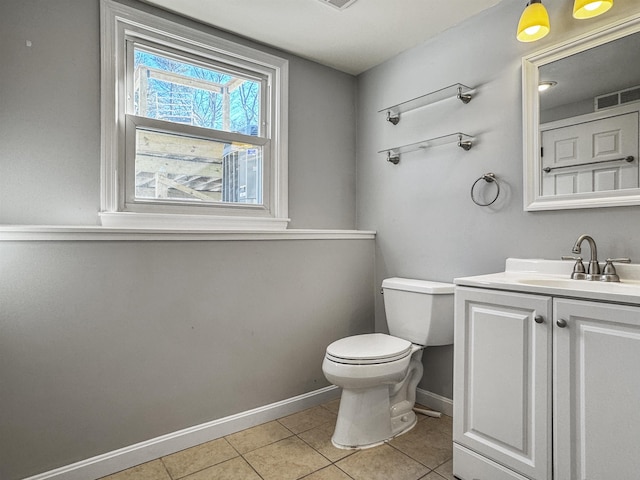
(453, 286, 640, 480)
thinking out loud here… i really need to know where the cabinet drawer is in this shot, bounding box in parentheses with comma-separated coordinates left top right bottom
(453, 444, 530, 480)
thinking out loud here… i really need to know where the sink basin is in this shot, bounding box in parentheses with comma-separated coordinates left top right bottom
(455, 258, 640, 305)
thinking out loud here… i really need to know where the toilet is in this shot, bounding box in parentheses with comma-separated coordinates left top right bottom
(322, 277, 454, 449)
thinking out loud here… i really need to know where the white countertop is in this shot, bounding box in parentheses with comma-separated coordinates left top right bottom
(455, 258, 640, 306)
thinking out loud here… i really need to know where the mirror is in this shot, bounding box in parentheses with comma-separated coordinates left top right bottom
(523, 14, 640, 211)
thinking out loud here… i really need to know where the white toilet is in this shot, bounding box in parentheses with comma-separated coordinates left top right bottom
(322, 277, 454, 449)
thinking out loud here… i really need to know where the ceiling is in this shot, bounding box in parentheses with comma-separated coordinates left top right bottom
(143, 0, 503, 75)
(540, 30, 640, 113)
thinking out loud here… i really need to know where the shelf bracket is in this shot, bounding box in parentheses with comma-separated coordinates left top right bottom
(458, 135, 473, 151)
(456, 86, 473, 104)
(387, 151, 400, 165)
(386, 111, 400, 125)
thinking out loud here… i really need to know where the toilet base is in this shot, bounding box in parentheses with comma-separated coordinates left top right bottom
(390, 400, 418, 438)
(331, 387, 418, 450)
(329, 349, 424, 450)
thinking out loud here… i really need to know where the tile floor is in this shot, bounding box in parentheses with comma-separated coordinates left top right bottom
(100, 399, 454, 480)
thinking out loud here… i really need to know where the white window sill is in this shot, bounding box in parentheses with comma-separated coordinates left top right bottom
(0, 225, 376, 242)
(99, 211, 291, 232)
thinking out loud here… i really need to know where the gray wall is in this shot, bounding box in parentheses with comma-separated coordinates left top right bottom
(0, 239, 373, 479)
(356, 0, 640, 398)
(5, 0, 640, 477)
(0, 1, 370, 479)
(0, 0, 357, 229)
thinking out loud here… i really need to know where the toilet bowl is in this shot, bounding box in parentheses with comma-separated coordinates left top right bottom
(322, 333, 424, 449)
(322, 278, 454, 449)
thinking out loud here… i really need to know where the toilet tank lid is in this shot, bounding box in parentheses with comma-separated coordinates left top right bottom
(382, 277, 454, 294)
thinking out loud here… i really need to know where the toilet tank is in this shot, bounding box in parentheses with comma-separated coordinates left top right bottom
(381, 277, 455, 346)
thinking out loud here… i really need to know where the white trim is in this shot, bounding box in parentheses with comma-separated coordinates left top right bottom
(522, 13, 640, 212)
(23, 386, 340, 480)
(99, 211, 291, 231)
(540, 102, 640, 132)
(0, 226, 375, 242)
(416, 388, 454, 418)
(526, 103, 640, 211)
(100, 0, 289, 228)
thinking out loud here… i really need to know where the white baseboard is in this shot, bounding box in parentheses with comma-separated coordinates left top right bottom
(24, 386, 340, 480)
(24, 386, 448, 480)
(416, 388, 454, 418)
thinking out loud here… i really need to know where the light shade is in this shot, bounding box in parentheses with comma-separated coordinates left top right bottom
(573, 0, 613, 19)
(517, 1, 550, 43)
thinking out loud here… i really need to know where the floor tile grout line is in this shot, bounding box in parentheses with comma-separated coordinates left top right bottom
(385, 440, 430, 466)
(276, 408, 339, 436)
(432, 457, 453, 471)
(238, 434, 332, 480)
(293, 430, 358, 464)
(384, 438, 454, 473)
(158, 457, 173, 480)
(225, 427, 296, 456)
(238, 451, 267, 480)
(421, 471, 448, 480)
(163, 437, 244, 480)
(332, 460, 358, 480)
(273, 418, 296, 434)
(275, 418, 297, 435)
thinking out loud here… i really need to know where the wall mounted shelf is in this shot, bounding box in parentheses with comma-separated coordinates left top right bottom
(379, 83, 474, 125)
(379, 132, 474, 164)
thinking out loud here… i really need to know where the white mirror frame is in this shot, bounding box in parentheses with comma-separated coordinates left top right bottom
(523, 13, 640, 211)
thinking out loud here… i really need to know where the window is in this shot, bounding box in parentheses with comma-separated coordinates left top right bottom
(100, 0, 289, 230)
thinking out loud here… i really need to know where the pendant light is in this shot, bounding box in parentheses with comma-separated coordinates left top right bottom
(573, 0, 613, 19)
(517, 0, 550, 43)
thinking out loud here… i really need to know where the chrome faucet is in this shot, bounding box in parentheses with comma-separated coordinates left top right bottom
(572, 234, 600, 278)
(564, 234, 631, 282)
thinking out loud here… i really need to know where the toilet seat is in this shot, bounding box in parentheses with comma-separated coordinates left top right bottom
(325, 333, 412, 365)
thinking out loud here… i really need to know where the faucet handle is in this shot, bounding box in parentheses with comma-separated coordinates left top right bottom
(606, 258, 631, 264)
(561, 256, 586, 279)
(601, 258, 631, 283)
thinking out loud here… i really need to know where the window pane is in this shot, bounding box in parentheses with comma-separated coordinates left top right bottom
(135, 129, 263, 205)
(133, 47, 261, 136)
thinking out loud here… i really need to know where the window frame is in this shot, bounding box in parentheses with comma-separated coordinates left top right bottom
(100, 0, 289, 230)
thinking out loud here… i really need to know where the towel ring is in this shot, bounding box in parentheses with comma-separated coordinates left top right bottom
(471, 173, 500, 206)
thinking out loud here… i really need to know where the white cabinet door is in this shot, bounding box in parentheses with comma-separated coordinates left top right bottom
(554, 298, 640, 480)
(454, 288, 552, 480)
